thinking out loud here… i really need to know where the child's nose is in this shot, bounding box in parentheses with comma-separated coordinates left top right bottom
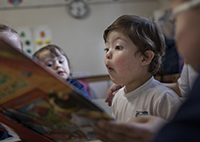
(106, 51, 112, 59)
(54, 62, 61, 69)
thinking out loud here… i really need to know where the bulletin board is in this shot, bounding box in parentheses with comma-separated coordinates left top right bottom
(16, 26, 52, 55)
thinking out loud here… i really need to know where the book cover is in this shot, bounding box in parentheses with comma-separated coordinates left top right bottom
(0, 39, 113, 142)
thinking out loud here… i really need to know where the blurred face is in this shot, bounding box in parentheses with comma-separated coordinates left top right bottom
(0, 31, 22, 50)
(104, 30, 150, 92)
(38, 49, 70, 80)
(171, 0, 200, 71)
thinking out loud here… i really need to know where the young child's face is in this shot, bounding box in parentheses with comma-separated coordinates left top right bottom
(0, 32, 22, 50)
(104, 30, 147, 86)
(38, 49, 70, 80)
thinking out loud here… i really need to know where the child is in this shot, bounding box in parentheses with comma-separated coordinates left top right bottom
(33, 44, 91, 100)
(0, 24, 22, 50)
(104, 15, 182, 122)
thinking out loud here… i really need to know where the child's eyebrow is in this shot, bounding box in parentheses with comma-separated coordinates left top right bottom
(44, 59, 53, 64)
(112, 36, 128, 43)
(57, 56, 65, 60)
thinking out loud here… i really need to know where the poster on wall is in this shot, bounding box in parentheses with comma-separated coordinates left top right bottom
(16, 27, 34, 56)
(33, 25, 52, 52)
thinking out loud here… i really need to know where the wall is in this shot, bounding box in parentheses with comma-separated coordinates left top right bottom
(0, 1, 160, 77)
(158, 0, 170, 10)
(153, 0, 170, 22)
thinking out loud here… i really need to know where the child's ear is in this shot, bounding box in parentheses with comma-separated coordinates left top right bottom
(141, 50, 155, 66)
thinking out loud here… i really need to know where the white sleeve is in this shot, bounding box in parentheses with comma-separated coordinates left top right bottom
(178, 63, 198, 98)
(178, 64, 190, 98)
(157, 92, 182, 121)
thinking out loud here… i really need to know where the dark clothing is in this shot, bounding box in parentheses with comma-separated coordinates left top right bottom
(155, 72, 200, 142)
(162, 38, 181, 75)
(67, 79, 91, 100)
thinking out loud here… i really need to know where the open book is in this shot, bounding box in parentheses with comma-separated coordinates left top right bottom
(0, 39, 113, 142)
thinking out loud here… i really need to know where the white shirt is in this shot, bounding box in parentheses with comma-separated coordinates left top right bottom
(112, 77, 182, 122)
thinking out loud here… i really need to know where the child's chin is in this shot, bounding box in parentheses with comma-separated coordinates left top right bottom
(59, 75, 68, 80)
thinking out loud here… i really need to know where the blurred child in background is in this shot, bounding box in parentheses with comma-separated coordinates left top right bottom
(33, 44, 90, 100)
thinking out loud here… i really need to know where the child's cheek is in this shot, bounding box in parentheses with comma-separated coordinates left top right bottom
(113, 55, 127, 70)
(46, 67, 56, 74)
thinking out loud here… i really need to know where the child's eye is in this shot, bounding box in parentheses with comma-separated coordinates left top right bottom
(45, 61, 53, 67)
(59, 60, 64, 64)
(116, 46, 123, 50)
(104, 48, 109, 53)
(47, 63, 53, 67)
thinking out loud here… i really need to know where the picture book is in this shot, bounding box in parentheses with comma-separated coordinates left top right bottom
(0, 39, 113, 142)
(0, 112, 54, 142)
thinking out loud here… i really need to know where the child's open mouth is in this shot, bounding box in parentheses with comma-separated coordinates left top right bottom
(58, 71, 65, 75)
(106, 65, 113, 73)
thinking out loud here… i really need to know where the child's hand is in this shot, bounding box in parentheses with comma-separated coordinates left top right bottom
(105, 83, 123, 106)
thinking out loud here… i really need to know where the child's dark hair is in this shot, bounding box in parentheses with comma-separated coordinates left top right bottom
(0, 24, 18, 35)
(103, 15, 165, 75)
(33, 44, 71, 70)
(0, 24, 23, 49)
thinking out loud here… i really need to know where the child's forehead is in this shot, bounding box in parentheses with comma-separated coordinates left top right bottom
(0, 31, 12, 37)
(0, 31, 20, 41)
(108, 30, 125, 38)
(41, 48, 67, 60)
(107, 30, 130, 42)
(41, 48, 61, 56)
(0, 31, 22, 50)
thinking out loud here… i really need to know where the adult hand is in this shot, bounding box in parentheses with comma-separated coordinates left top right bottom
(105, 83, 123, 106)
(93, 115, 167, 142)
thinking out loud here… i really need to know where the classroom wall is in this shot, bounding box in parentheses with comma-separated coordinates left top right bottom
(153, 0, 170, 22)
(0, 1, 160, 77)
(158, 0, 170, 10)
